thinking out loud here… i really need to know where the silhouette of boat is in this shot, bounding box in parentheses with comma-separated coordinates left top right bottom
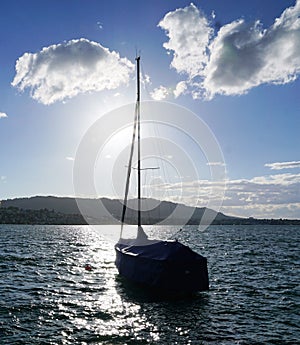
(115, 56, 209, 295)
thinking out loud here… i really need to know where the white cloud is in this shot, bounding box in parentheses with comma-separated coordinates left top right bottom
(97, 21, 103, 30)
(150, 172, 300, 218)
(150, 85, 170, 100)
(0, 112, 8, 118)
(206, 161, 226, 167)
(265, 161, 300, 170)
(12, 38, 134, 105)
(250, 173, 300, 186)
(159, 1, 300, 99)
(66, 156, 74, 161)
(173, 81, 187, 98)
(159, 3, 213, 78)
(204, 1, 300, 98)
(221, 203, 300, 219)
(220, 173, 300, 218)
(141, 73, 151, 86)
(150, 81, 186, 100)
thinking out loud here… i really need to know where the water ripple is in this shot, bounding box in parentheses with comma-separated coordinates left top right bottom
(0, 224, 299, 344)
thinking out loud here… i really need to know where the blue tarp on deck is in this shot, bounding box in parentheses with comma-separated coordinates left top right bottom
(117, 240, 204, 262)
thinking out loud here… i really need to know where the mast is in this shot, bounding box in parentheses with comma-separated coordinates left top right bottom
(136, 56, 141, 228)
(120, 56, 141, 237)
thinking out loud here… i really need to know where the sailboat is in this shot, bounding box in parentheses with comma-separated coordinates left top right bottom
(114, 57, 209, 295)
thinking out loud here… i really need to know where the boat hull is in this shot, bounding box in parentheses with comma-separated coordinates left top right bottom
(115, 241, 209, 294)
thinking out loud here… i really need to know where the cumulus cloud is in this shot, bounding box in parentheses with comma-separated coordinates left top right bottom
(265, 161, 300, 170)
(12, 38, 134, 104)
(173, 81, 187, 98)
(159, 1, 300, 99)
(158, 3, 213, 78)
(0, 112, 8, 118)
(150, 85, 170, 100)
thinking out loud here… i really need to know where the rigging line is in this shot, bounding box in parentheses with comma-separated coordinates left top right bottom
(120, 102, 139, 237)
(140, 60, 152, 100)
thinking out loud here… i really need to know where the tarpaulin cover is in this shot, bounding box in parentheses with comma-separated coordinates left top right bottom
(116, 240, 205, 262)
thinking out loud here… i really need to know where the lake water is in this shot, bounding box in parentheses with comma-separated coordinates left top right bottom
(0, 224, 299, 344)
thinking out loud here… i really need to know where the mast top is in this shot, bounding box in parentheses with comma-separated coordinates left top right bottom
(136, 55, 141, 103)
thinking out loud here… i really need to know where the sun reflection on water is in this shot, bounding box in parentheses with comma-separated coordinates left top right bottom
(41, 225, 162, 343)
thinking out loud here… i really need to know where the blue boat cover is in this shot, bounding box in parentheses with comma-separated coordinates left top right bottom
(117, 240, 204, 262)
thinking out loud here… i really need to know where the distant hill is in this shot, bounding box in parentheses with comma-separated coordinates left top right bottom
(0, 206, 87, 225)
(1, 196, 299, 225)
(1, 196, 81, 214)
(0, 195, 237, 225)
